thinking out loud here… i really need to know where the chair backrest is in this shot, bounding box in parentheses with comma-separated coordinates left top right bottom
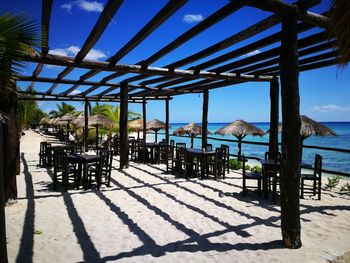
(221, 144, 229, 156)
(206, 144, 213, 151)
(98, 149, 113, 175)
(128, 136, 135, 140)
(314, 154, 322, 178)
(265, 151, 281, 161)
(170, 140, 175, 147)
(176, 142, 186, 148)
(215, 147, 223, 161)
(40, 141, 47, 153)
(53, 150, 67, 170)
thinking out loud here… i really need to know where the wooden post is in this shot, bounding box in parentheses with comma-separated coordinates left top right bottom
(165, 97, 170, 172)
(142, 99, 147, 141)
(269, 76, 280, 155)
(84, 100, 89, 152)
(280, 14, 302, 249)
(119, 83, 129, 169)
(202, 90, 209, 149)
(165, 97, 169, 145)
(0, 124, 8, 263)
(95, 124, 99, 150)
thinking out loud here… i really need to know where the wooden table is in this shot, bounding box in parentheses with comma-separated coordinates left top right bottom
(68, 154, 99, 190)
(186, 148, 215, 179)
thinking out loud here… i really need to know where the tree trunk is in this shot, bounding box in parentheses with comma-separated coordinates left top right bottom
(280, 14, 302, 249)
(0, 124, 9, 263)
(0, 81, 18, 202)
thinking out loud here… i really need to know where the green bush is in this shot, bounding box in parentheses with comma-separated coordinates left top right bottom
(245, 164, 251, 171)
(229, 159, 242, 170)
(251, 165, 262, 174)
(324, 175, 341, 190)
(340, 182, 350, 192)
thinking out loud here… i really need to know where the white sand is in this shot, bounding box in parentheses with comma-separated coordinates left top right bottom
(5, 130, 350, 262)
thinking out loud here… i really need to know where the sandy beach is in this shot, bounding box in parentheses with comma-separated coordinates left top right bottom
(5, 130, 350, 262)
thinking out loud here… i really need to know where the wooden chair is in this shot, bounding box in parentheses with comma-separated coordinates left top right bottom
(53, 150, 78, 191)
(205, 144, 213, 151)
(242, 155, 263, 196)
(221, 144, 230, 177)
(157, 141, 168, 164)
(172, 143, 186, 175)
(264, 151, 281, 193)
(207, 147, 224, 180)
(88, 149, 113, 189)
(301, 154, 322, 200)
(39, 141, 49, 166)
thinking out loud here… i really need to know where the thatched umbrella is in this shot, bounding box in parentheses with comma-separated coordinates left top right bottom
(269, 115, 337, 160)
(89, 114, 115, 148)
(215, 120, 265, 159)
(71, 113, 85, 126)
(173, 122, 211, 148)
(57, 113, 75, 140)
(146, 119, 166, 143)
(128, 119, 143, 139)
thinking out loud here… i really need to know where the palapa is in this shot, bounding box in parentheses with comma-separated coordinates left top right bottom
(128, 119, 143, 139)
(215, 119, 265, 159)
(87, 114, 115, 148)
(146, 119, 166, 143)
(173, 122, 211, 148)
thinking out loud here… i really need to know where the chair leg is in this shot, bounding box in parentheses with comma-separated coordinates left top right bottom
(313, 179, 317, 196)
(242, 177, 246, 196)
(318, 178, 321, 200)
(258, 179, 262, 197)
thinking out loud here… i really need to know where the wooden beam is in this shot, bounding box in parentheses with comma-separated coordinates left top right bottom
(239, 0, 328, 28)
(85, 2, 244, 91)
(49, 0, 124, 95)
(25, 53, 273, 82)
(119, 83, 129, 169)
(269, 77, 279, 155)
(165, 97, 170, 145)
(279, 14, 302, 248)
(64, 0, 188, 95)
(202, 90, 209, 149)
(142, 99, 147, 141)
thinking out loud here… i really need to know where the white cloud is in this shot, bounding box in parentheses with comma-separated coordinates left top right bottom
(49, 46, 107, 61)
(240, 50, 261, 58)
(183, 14, 203, 23)
(76, 0, 103, 12)
(311, 104, 350, 112)
(61, 0, 103, 13)
(69, 89, 82, 95)
(61, 2, 73, 13)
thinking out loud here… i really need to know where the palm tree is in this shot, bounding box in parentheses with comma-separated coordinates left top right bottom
(0, 12, 40, 263)
(328, 0, 350, 67)
(49, 102, 76, 118)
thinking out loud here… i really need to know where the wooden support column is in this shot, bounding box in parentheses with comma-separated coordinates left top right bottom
(280, 14, 302, 249)
(119, 83, 129, 169)
(165, 97, 169, 145)
(142, 99, 147, 141)
(84, 100, 89, 152)
(202, 90, 209, 149)
(269, 76, 279, 155)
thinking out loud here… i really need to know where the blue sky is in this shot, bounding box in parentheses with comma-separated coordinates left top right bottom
(2, 0, 350, 123)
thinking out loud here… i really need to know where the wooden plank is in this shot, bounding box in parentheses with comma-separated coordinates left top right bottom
(119, 83, 129, 169)
(269, 77, 279, 154)
(279, 14, 302, 248)
(201, 90, 209, 149)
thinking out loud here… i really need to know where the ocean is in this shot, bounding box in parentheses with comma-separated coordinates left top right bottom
(149, 122, 350, 175)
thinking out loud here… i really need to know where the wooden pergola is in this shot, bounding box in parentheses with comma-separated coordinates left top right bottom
(16, 0, 336, 248)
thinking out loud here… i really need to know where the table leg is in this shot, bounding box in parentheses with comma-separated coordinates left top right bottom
(76, 163, 82, 189)
(201, 155, 206, 179)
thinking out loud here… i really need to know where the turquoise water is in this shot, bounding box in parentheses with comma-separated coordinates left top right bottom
(149, 122, 350, 174)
